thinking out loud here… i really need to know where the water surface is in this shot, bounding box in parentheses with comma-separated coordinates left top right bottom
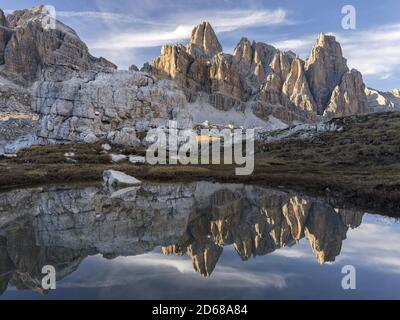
(0, 181, 399, 299)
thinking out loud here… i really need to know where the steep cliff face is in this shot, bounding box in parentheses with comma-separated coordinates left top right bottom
(0, 10, 10, 65)
(151, 22, 370, 125)
(0, 6, 390, 151)
(0, 6, 196, 147)
(282, 57, 317, 113)
(32, 71, 192, 145)
(365, 87, 400, 112)
(305, 33, 349, 115)
(324, 69, 371, 118)
(187, 21, 223, 59)
(1, 6, 116, 84)
(151, 44, 210, 94)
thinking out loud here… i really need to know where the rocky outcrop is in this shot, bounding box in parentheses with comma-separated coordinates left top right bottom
(187, 21, 223, 59)
(305, 33, 349, 115)
(1, 6, 116, 84)
(209, 53, 248, 101)
(366, 87, 400, 112)
(0, 6, 386, 152)
(0, 76, 33, 117)
(233, 38, 278, 86)
(103, 170, 142, 188)
(0, 9, 11, 65)
(282, 57, 317, 113)
(32, 71, 192, 145)
(324, 69, 371, 118)
(152, 44, 210, 94)
(151, 23, 369, 126)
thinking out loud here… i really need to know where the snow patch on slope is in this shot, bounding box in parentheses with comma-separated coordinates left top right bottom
(188, 99, 288, 131)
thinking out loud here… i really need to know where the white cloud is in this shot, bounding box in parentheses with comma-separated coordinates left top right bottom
(57, 10, 170, 26)
(271, 37, 315, 57)
(335, 222, 400, 274)
(58, 253, 288, 290)
(88, 9, 289, 49)
(91, 25, 193, 49)
(337, 24, 400, 77)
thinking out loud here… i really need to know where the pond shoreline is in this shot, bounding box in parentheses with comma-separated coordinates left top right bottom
(0, 154, 399, 217)
(2, 111, 400, 217)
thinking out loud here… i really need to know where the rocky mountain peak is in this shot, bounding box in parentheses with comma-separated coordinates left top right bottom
(233, 37, 253, 65)
(0, 8, 380, 149)
(305, 33, 349, 115)
(187, 21, 223, 59)
(0, 6, 116, 84)
(150, 23, 371, 125)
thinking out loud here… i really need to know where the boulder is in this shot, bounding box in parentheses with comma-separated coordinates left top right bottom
(111, 154, 127, 163)
(101, 143, 112, 151)
(129, 155, 146, 164)
(103, 170, 142, 188)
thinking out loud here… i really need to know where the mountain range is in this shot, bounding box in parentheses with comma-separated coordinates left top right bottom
(0, 5, 399, 150)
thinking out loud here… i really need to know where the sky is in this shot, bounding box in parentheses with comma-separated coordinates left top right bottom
(1, 0, 399, 91)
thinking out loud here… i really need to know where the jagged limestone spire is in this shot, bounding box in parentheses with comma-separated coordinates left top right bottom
(305, 33, 349, 114)
(187, 21, 222, 59)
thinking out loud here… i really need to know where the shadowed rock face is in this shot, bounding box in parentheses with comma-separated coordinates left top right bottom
(1, 6, 116, 83)
(0, 182, 364, 292)
(0, 9, 11, 65)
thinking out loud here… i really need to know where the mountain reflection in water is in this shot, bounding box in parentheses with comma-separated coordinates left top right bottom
(0, 182, 394, 298)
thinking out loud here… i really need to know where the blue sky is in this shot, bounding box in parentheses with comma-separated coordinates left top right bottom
(1, 0, 399, 90)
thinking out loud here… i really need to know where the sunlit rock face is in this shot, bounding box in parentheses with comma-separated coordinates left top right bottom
(32, 71, 192, 145)
(365, 87, 400, 112)
(151, 22, 371, 125)
(0, 6, 195, 148)
(161, 182, 364, 276)
(0, 7, 385, 152)
(0, 182, 364, 288)
(187, 21, 223, 60)
(324, 69, 371, 119)
(305, 34, 349, 115)
(2, 6, 116, 84)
